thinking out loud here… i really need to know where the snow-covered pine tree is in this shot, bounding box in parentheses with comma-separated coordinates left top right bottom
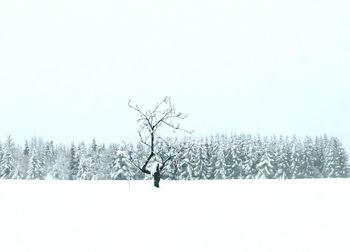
(44, 141, 56, 166)
(275, 136, 291, 179)
(186, 140, 199, 179)
(23, 140, 30, 156)
(178, 141, 193, 180)
(213, 144, 226, 179)
(222, 147, 235, 179)
(301, 136, 320, 178)
(104, 144, 118, 180)
(324, 137, 348, 178)
(251, 135, 262, 178)
(206, 136, 219, 179)
(77, 142, 87, 156)
(29, 137, 45, 159)
(47, 148, 69, 180)
(232, 146, 242, 179)
(76, 155, 93, 180)
(241, 135, 258, 179)
(314, 136, 326, 177)
(5, 135, 16, 152)
(256, 146, 274, 179)
(43, 141, 57, 179)
(110, 147, 134, 180)
(346, 158, 350, 178)
(335, 141, 349, 178)
(241, 154, 252, 179)
(69, 143, 79, 180)
(0, 146, 16, 179)
(194, 141, 209, 180)
(231, 135, 244, 179)
(110, 148, 124, 180)
(267, 136, 279, 178)
(27, 149, 44, 179)
(290, 136, 303, 178)
(16, 141, 29, 179)
(201, 137, 214, 180)
(219, 135, 235, 179)
(91, 139, 98, 153)
(93, 144, 109, 179)
(163, 157, 179, 180)
(87, 140, 105, 179)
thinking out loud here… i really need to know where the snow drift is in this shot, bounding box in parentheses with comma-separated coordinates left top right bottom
(0, 179, 349, 252)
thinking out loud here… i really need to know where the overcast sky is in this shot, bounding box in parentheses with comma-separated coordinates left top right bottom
(0, 0, 349, 150)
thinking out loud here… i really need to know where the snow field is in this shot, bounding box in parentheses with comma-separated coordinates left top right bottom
(0, 179, 349, 252)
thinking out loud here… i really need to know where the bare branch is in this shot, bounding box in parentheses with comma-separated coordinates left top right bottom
(128, 96, 192, 186)
(152, 96, 169, 115)
(161, 120, 194, 134)
(128, 99, 153, 129)
(138, 130, 151, 149)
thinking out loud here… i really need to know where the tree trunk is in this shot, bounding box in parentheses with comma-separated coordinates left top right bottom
(154, 176, 160, 188)
(153, 168, 161, 188)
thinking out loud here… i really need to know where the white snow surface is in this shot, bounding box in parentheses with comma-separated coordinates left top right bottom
(0, 179, 349, 252)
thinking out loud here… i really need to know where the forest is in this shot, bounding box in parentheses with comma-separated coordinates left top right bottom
(0, 134, 348, 180)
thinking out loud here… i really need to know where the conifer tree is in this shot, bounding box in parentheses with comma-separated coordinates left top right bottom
(205, 136, 219, 179)
(91, 139, 98, 153)
(241, 142, 257, 179)
(178, 142, 193, 180)
(231, 146, 242, 179)
(69, 143, 79, 180)
(92, 144, 107, 179)
(194, 143, 209, 180)
(186, 142, 200, 179)
(44, 141, 56, 165)
(232, 136, 245, 179)
(23, 140, 30, 156)
(170, 160, 179, 180)
(336, 141, 348, 178)
(314, 136, 326, 176)
(0, 146, 15, 179)
(301, 137, 320, 178)
(47, 150, 69, 180)
(27, 150, 44, 179)
(201, 138, 213, 179)
(76, 155, 93, 180)
(256, 147, 274, 179)
(213, 145, 226, 179)
(111, 148, 133, 180)
(290, 137, 303, 178)
(275, 137, 291, 179)
(222, 147, 235, 179)
(324, 137, 348, 178)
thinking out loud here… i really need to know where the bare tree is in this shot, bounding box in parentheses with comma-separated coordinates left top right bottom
(127, 96, 192, 188)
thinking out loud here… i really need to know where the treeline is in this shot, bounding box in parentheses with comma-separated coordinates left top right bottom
(0, 134, 348, 180)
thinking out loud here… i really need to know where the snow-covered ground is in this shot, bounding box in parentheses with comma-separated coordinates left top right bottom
(0, 179, 349, 252)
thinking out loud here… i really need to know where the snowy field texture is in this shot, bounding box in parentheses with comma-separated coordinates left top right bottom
(1, 179, 349, 252)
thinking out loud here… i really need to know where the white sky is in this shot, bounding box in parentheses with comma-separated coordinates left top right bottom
(0, 0, 349, 150)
